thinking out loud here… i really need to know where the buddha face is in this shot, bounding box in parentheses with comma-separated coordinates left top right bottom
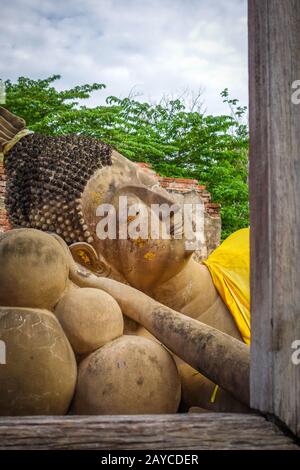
(79, 151, 195, 292)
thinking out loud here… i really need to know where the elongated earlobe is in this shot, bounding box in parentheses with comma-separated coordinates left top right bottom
(69, 242, 111, 277)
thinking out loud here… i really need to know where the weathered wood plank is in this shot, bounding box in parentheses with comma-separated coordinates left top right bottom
(249, 0, 300, 437)
(0, 414, 298, 450)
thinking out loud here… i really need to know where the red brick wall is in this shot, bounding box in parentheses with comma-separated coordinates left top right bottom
(135, 162, 221, 218)
(0, 158, 10, 233)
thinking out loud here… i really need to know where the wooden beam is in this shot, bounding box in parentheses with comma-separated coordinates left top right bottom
(249, 0, 300, 436)
(0, 414, 298, 450)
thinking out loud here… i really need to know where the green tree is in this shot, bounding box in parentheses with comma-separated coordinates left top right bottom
(4, 75, 106, 128)
(4, 75, 249, 239)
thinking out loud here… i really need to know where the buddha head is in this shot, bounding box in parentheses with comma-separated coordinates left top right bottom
(80, 151, 195, 291)
(3, 115, 197, 291)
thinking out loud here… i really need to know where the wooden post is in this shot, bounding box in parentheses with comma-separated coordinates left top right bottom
(249, 0, 300, 436)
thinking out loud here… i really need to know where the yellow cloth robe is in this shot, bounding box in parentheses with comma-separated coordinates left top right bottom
(203, 227, 250, 345)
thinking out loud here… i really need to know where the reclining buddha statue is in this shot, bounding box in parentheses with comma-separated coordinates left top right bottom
(0, 106, 250, 414)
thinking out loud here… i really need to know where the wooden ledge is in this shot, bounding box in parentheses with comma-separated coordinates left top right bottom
(0, 413, 298, 450)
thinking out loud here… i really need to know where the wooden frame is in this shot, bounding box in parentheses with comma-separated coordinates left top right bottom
(0, 415, 298, 450)
(0, 0, 299, 449)
(249, 0, 300, 437)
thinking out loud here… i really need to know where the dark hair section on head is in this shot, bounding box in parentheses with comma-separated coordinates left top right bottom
(4, 132, 112, 244)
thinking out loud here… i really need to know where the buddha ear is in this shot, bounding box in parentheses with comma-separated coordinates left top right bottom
(69, 242, 111, 277)
(69, 242, 98, 268)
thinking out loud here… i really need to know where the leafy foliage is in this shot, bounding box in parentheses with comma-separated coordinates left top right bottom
(4, 76, 249, 239)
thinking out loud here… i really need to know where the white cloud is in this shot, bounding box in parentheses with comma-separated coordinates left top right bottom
(0, 0, 248, 114)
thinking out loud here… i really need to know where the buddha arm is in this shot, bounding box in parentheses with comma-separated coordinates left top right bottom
(69, 262, 250, 406)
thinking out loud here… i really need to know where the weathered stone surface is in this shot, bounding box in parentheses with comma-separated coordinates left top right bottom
(72, 335, 181, 415)
(0, 229, 69, 309)
(55, 287, 124, 354)
(0, 307, 77, 416)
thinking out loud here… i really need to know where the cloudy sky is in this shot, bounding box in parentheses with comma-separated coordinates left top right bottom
(1, 0, 248, 115)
